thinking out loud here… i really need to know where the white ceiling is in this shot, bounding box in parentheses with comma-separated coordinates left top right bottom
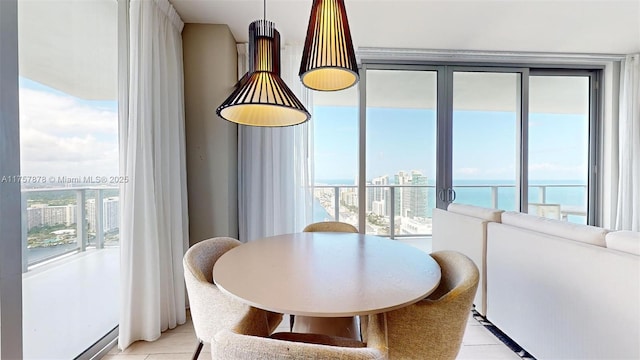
(17, 0, 638, 104)
(171, 0, 640, 54)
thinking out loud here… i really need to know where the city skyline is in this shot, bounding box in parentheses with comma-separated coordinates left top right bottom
(27, 196, 120, 233)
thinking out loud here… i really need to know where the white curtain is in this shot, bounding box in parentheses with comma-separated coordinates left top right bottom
(238, 45, 314, 242)
(615, 54, 640, 231)
(118, 0, 189, 349)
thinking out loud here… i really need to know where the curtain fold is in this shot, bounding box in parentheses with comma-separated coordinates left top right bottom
(615, 54, 640, 231)
(238, 45, 313, 242)
(119, 0, 189, 349)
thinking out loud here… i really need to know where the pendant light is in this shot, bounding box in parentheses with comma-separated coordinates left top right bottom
(216, 3, 310, 127)
(299, 0, 359, 92)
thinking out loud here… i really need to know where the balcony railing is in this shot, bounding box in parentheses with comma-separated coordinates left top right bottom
(19, 183, 586, 267)
(313, 183, 587, 239)
(21, 186, 119, 272)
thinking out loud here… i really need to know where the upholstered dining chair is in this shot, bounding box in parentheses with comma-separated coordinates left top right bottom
(289, 221, 360, 332)
(366, 250, 479, 359)
(212, 306, 387, 360)
(303, 221, 358, 233)
(183, 237, 283, 360)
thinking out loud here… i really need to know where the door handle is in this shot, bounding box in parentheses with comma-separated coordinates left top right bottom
(448, 188, 457, 202)
(437, 189, 446, 202)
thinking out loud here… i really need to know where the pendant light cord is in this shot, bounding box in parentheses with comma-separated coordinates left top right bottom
(263, 0, 266, 21)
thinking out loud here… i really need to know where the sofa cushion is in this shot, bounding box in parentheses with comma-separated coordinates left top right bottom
(447, 203, 503, 222)
(501, 211, 608, 247)
(605, 231, 640, 255)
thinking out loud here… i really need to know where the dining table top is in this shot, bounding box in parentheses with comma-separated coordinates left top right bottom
(213, 232, 441, 317)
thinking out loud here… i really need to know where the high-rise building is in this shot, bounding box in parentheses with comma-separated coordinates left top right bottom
(27, 206, 43, 229)
(368, 175, 389, 214)
(65, 204, 76, 226)
(103, 197, 119, 232)
(395, 171, 411, 217)
(392, 170, 429, 219)
(409, 170, 429, 219)
(27, 203, 77, 229)
(86, 199, 97, 232)
(87, 197, 120, 233)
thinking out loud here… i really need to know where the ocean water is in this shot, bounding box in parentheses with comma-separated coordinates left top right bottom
(313, 199, 332, 222)
(313, 179, 587, 223)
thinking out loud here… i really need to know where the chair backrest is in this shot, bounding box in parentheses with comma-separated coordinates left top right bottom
(183, 237, 248, 343)
(382, 250, 479, 360)
(212, 307, 386, 360)
(303, 221, 358, 233)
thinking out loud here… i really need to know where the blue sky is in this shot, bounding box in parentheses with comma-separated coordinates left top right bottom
(313, 105, 588, 184)
(20, 76, 588, 185)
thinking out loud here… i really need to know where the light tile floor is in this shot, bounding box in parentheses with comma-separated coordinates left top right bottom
(103, 311, 521, 360)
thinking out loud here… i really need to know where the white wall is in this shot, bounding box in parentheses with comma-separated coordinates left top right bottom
(182, 24, 239, 245)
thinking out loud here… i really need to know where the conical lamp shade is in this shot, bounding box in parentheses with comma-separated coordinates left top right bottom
(217, 20, 310, 127)
(299, 0, 359, 91)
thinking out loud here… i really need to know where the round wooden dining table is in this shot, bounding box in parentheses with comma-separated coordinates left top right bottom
(213, 232, 441, 337)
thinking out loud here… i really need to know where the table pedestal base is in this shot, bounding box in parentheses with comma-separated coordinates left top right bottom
(292, 316, 360, 340)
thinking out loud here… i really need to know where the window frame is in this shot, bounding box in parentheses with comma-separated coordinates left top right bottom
(350, 60, 604, 233)
(0, 0, 23, 358)
(0, 0, 126, 357)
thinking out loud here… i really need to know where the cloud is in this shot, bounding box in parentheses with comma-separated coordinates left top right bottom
(18, 87, 118, 179)
(19, 88, 117, 136)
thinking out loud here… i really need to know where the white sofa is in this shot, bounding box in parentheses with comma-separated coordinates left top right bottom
(432, 203, 503, 316)
(433, 205, 640, 359)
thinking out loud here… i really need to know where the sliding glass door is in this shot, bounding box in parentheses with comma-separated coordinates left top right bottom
(18, 1, 120, 358)
(365, 69, 438, 237)
(450, 70, 524, 212)
(350, 64, 599, 234)
(527, 74, 592, 223)
(309, 63, 600, 238)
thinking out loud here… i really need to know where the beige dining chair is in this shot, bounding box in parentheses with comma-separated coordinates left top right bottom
(289, 221, 360, 332)
(212, 306, 387, 360)
(303, 221, 358, 233)
(183, 237, 282, 360)
(365, 250, 479, 359)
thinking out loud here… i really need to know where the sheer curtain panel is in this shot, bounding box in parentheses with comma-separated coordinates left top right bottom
(238, 45, 313, 242)
(615, 54, 640, 231)
(119, 0, 189, 349)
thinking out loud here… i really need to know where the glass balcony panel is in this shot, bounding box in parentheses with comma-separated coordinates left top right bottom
(528, 76, 589, 223)
(25, 190, 80, 265)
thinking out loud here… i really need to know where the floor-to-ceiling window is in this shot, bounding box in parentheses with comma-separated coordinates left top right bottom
(312, 86, 360, 229)
(365, 69, 438, 237)
(0, 1, 22, 358)
(17, 1, 120, 358)
(527, 74, 592, 223)
(451, 70, 522, 212)
(310, 62, 601, 236)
